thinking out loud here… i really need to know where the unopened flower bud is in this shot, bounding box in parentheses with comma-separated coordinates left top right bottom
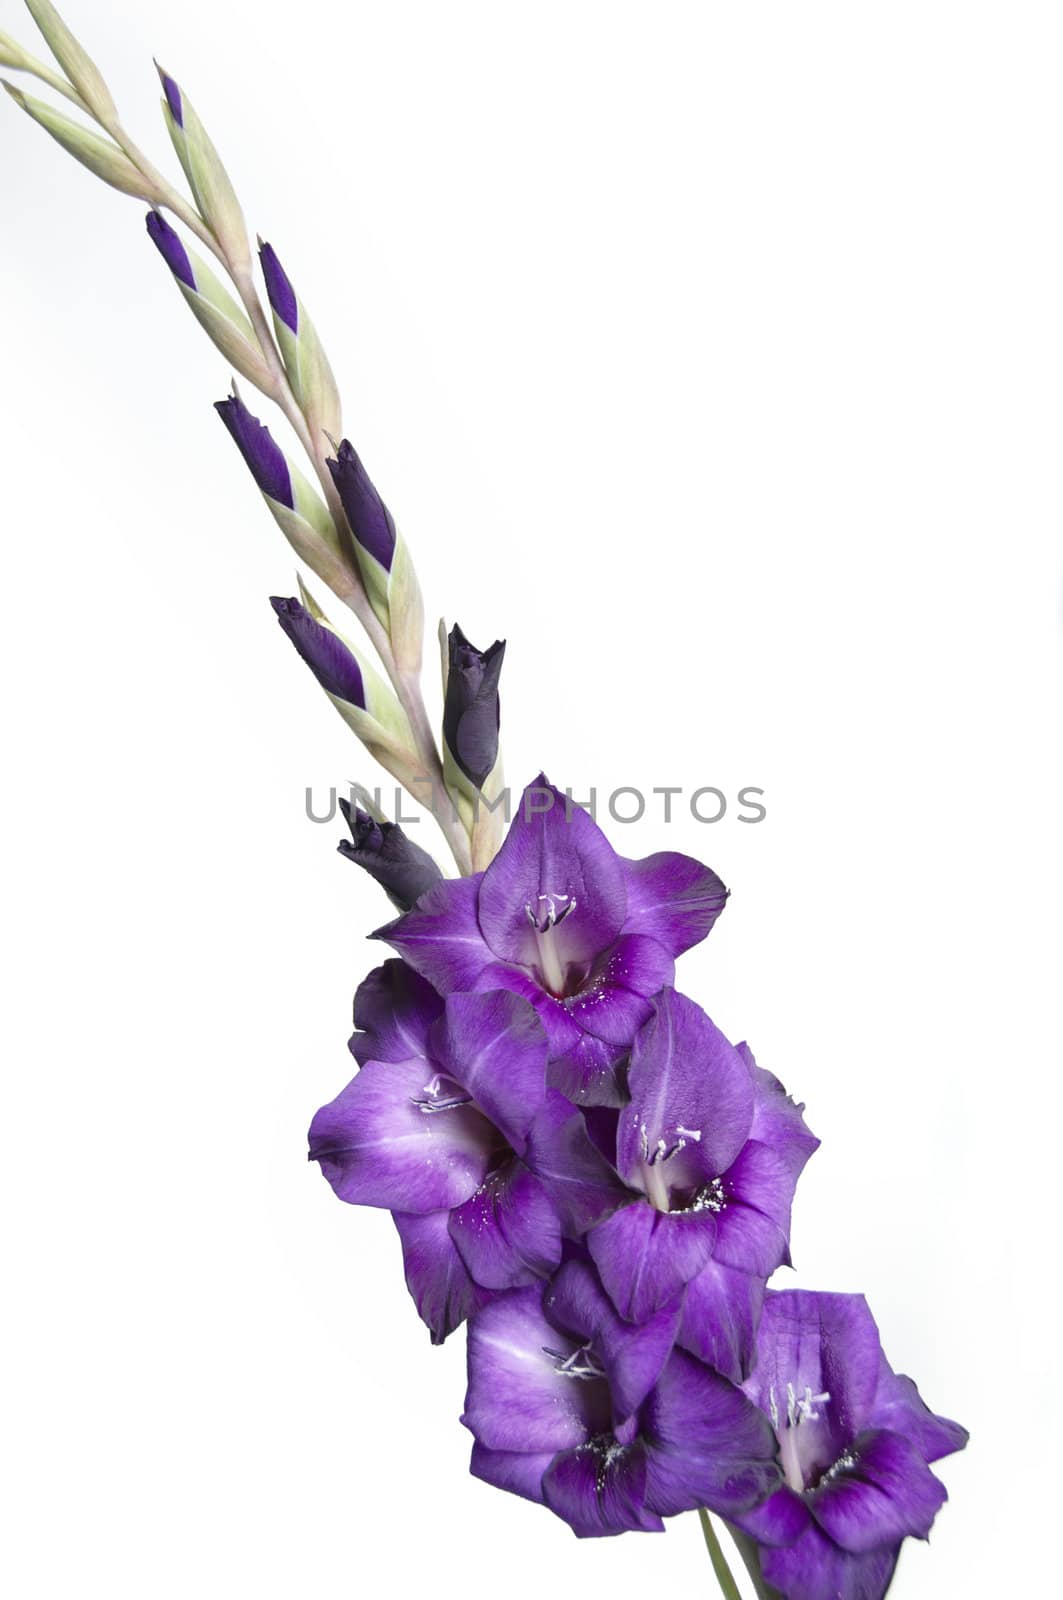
(443, 624, 505, 793)
(156, 62, 248, 268)
(326, 439, 424, 674)
(259, 240, 341, 442)
(24, 1, 116, 122)
(3, 80, 154, 199)
(269, 595, 419, 790)
(337, 799, 443, 912)
(147, 211, 269, 388)
(215, 389, 355, 602)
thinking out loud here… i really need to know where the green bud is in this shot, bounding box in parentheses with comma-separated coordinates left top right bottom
(23, 0, 116, 122)
(3, 81, 155, 199)
(157, 65, 249, 269)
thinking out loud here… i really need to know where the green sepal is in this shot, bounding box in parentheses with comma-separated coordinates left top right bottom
(23, 0, 116, 121)
(274, 305, 342, 443)
(177, 249, 270, 389)
(4, 81, 153, 198)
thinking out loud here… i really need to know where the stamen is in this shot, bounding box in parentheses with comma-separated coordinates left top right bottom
(409, 1072, 474, 1114)
(523, 893, 577, 995)
(541, 1344, 606, 1381)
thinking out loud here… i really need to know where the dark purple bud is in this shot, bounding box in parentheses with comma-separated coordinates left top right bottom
(145, 210, 196, 290)
(443, 624, 505, 791)
(215, 392, 293, 507)
(326, 440, 396, 571)
(337, 800, 444, 912)
(258, 241, 299, 334)
(155, 63, 184, 128)
(270, 597, 366, 708)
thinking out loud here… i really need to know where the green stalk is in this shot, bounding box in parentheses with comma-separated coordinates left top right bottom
(698, 1508, 744, 1600)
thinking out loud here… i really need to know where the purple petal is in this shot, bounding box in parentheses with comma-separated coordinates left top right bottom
(258, 241, 298, 333)
(443, 625, 505, 791)
(392, 1209, 491, 1343)
(156, 65, 184, 127)
(731, 1485, 812, 1547)
(742, 1042, 820, 1169)
(871, 1360, 969, 1464)
(270, 597, 366, 707)
(349, 960, 443, 1066)
(546, 1031, 627, 1108)
(621, 850, 729, 958)
(472, 962, 584, 1056)
(449, 1162, 562, 1290)
(327, 439, 396, 571)
(308, 1059, 495, 1211)
(713, 1140, 803, 1278)
(215, 392, 292, 506)
(642, 1349, 781, 1517)
(478, 777, 627, 970)
(524, 1089, 629, 1235)
(374, 874, 493, 994)
(543, 1441, 663, 1537)
(462, 1287, 609, 1453)
(587, 1201, 718, 1323)
(545, 1260, 680, 1421)
(470, 1442, 552, 1505)
(145, 210, 196, 289)
(808, 1428, 948, 1554)
(678, 1259, 765, 1384)
(429, 990, 548, 1156)
(617, 990, 755, 1195)
(565, 935, 675, 1046)
(760, 1523, 899, 1600)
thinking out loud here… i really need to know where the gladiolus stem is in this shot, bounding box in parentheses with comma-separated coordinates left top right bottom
(698, 1510, 744, 1600)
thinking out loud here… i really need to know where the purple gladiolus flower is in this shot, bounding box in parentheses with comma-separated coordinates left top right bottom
(310, 984, 572, 1342)
(326, 439, 396, 571)
(337, 798, 443, 911)
(270, 596, 366, 707)
(374, 776, 729, 1106)
(216, 392, 293, 507)
(145, 210, 196, 289)
(259, 241, 298, 333)
(580, 992, 817, 1378)
(732, 1291, 968, 1600)
(443, 624, 505, 791)
(463, 1267, 781, 1537)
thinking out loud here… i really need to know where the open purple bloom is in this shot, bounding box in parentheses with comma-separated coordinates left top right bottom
(732, 1291, 968, 1600)
(326, 440, 396, 572)
(582, 992, 817, 1379)
(443, 624, 505, 791)
(375, 776, 728, 1105)
(463, 1267, 780, 1537)
(270, 596, 366, 708)
(258, 241, 298, 334)
(337, 799, 443, 911)
(145, 210, 196, 289)
(216, 392, 293, 507)
(310, 982, 569, 1341)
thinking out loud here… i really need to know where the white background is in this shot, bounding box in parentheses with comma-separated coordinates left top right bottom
(2, 2, 1059, 1595)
